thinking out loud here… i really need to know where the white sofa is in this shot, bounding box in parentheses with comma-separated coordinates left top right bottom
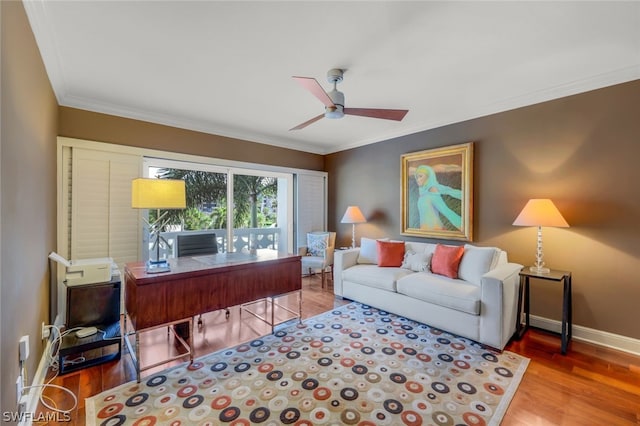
(333, 239, 522, 350)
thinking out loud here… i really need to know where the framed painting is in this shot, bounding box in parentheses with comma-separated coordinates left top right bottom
(401, 142, 474, 241)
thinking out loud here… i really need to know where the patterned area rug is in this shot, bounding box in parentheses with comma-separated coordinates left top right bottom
(86, 303, 528, 425)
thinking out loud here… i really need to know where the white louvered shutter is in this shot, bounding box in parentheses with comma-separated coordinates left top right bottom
(70, 148, 141, 268)
(295, 173, 327, 249)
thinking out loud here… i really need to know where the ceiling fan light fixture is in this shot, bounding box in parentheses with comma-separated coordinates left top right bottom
(325, 89, 345, 119)
(325, 104, 344, 119)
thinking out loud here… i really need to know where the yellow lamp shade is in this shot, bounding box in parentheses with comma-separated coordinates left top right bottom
(131, 178, 186, 209)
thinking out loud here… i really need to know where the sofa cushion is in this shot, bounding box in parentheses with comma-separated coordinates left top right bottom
(458, 245, 500, 286)
(431, 244, 465, 278)
(401, 250, 431, 272)
(342, 264, 413, 292)
(397, 273, 481, 315)
(377, 240, 405, 267)
(357, 237, 389, 264)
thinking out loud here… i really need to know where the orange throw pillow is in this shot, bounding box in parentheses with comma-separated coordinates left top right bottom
(377, 240, 405, 267)
(431, 244, 465, 278)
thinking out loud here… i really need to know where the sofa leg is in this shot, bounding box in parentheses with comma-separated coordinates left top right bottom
(321, 269, 326, 289)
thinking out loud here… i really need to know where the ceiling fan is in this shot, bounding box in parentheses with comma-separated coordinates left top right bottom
(290, 68, 409, 130)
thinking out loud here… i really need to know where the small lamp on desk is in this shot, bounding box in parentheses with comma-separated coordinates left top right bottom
(341, 206, 367, 248)
(132, 178, 186, 273)
(513, 198, 569, 274)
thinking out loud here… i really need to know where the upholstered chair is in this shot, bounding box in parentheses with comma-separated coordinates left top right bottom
(298, 231, 336, 289)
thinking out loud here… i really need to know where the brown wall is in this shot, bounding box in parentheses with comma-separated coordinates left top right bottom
(59, 107, 325, 171)
(2, 3, 638, 412)
(1, 1, 58, 414)
(327, 79, 640, 340)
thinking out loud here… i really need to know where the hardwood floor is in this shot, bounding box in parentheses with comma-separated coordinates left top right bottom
(37, 275, 640, 425)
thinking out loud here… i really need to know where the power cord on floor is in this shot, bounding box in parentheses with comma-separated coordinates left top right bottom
(35, 324, 82, 414)
(23, 383, 77, 414)
(37, 322, 122, 414)
(25, 383, 78, 413)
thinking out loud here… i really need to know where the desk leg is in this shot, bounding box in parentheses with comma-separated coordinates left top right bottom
(298, 289, 303, 325)
(561, 276, 572, 355)
(189, 318, 194, 363)
(122, 314, 142, 383)
(135, 331, 141, 382)
(271, 297, 275, 334)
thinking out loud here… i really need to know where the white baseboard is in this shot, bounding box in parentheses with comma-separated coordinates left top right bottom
(530, 315, 640, 357)
(19, 315, 62, 426)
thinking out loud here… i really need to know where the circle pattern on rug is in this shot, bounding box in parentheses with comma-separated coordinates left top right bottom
(88, 303, 527, 425)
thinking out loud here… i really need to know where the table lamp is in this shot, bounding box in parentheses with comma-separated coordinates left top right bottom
(341, 205, 367, 248)
(513, 198, 569, 274)
(132, 178, 186, 273)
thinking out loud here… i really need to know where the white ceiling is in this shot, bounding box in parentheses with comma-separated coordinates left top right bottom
(24, 1, 640, 155)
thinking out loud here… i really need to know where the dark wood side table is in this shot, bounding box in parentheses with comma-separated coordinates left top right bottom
(516, 268, 572, 354)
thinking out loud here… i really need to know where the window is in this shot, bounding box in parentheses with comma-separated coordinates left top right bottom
(143, 158, 293, 258)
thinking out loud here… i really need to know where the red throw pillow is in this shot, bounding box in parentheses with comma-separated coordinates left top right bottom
(431, 244, 465, 278)
(377, 241, 405, 267)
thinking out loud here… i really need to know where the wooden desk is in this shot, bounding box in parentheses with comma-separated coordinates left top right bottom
(124, 251, 301, 381)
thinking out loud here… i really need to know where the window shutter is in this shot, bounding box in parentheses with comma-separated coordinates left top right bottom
(295, 173, 327, 248)
(70, 148, 141, 268)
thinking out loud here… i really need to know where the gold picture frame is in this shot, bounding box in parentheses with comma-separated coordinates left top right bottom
(401, 142, 474, 241)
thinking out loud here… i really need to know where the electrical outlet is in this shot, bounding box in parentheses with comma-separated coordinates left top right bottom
(42, 322, 50, 340)
(18, 395, 29, 415)
(16, 375, 23, 405)
(19, 335, 29, 362)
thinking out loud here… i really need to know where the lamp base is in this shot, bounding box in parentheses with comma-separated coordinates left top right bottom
(146, 259, 170, 274)
(529, 265, 550, 274)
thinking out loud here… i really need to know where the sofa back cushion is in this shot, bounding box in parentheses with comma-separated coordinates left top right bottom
(458, 245, 500, 285)
(431, 244, 465, 278)
(357, 237, 389, 264)
(377, 240, 405, 267)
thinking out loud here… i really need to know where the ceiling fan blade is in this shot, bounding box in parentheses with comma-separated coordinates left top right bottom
(344, 108, 409, 121)
(292, 76, 335, 108)
(290, 113, 325, 131)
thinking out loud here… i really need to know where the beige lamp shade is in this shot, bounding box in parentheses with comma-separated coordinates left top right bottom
(131, 178, 186, 209)
(341, 206, 367, 224)
(513, 198, 568, 274)
(513, 199, 569, 228)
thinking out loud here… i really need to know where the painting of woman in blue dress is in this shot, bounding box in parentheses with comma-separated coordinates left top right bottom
(413, 164, 462, 230)
(402, 142, 473, 240)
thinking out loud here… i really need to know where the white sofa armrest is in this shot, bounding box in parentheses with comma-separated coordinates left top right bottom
(478, 262, 523, 349)
(333, 248, 360, 297)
